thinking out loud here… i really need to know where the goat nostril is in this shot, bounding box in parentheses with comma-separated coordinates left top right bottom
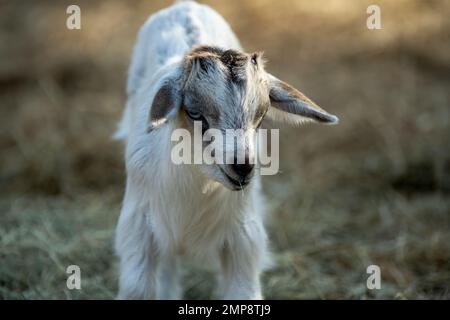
(232, 163, 254, 179)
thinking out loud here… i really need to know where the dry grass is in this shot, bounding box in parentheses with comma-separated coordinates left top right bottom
(1, 0, 449, 299)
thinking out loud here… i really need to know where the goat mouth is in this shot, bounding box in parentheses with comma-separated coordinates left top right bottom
(219, 167, 250, 190)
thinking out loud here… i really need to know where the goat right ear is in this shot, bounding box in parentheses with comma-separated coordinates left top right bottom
(147, 81, 182, 132)
(266, 74, 338, 125)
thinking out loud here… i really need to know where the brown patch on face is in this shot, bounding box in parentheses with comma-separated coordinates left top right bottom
(188, 45, 224, 57)
(182, 45, 273, 130)
(219, 49, 248, 83)
(183, 46, 218, 85)
(184, 45, 249, 84)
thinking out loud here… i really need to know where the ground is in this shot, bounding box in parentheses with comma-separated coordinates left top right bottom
(0, 0, 449, 299)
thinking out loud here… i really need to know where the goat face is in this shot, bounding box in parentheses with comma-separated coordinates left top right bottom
(181, 46, 268, 190)
(148, 45, 339, 191)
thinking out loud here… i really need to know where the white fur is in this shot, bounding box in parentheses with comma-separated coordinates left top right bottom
(115, 1, 268, 299)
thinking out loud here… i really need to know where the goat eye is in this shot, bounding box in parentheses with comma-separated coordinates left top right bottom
(186, 109, 203, 120)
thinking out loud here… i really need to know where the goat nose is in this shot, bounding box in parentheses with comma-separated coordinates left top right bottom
(232, 163, 254, 179)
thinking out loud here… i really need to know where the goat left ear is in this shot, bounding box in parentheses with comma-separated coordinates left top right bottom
(147, 80, 182, 132)
(266, 74, 339, 125)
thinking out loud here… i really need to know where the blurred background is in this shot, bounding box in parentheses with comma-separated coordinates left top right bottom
(1, 0, 449, 299)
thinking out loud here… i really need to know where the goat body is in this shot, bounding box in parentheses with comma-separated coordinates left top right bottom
(115, 0, 338, 300)
(115, 1, 268, 299)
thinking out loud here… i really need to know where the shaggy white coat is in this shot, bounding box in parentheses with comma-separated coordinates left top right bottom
(115, 1, 268, 300)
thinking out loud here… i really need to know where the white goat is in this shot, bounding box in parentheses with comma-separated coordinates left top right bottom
(115, 0, 338, 300)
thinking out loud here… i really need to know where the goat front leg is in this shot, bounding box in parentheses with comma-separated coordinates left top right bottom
(115, 192, 158, 299)
(157, 254, 181, 299)
(219, 220, 267, 300)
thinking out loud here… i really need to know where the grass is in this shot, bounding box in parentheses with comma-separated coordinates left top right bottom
(0, 192, 118, 299)
(1, 0, 449, 299)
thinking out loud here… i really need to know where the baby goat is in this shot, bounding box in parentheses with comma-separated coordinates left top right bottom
(114, 0, 338, 300)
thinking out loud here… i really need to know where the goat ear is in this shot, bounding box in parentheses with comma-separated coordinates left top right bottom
(266, 74, 338, 125)
(147, 80, 181, 132)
